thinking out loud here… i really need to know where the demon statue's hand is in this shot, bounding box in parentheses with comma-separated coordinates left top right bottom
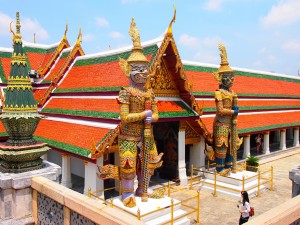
(145, 110, 153, 124)
(232, 106, 239, 115)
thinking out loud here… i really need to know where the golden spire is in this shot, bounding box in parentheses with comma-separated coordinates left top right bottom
(126, 17, 148, 64)
(34, 33, 36, 43)
(63, 22, 68, 40)
(10, 12, 22, 43)
(76, 27, 82, 45)
(167, 5, 176, 35)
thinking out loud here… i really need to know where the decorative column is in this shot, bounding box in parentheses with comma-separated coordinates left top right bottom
(189, 136, 205, 169)
(280, 129, 286, 150)
(178, 122, 188, 186)
(84, 158, 104, 198)
(243, 134, 251, 158)
(61, 153, 72, 188)
(263, 132, 270, 155)
(293, 127, 299, 147)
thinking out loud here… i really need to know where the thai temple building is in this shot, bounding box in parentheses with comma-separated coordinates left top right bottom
(0, 12, 299, 197)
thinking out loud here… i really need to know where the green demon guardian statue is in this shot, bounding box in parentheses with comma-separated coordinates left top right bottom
(206, 43, 243, 175)
(98, 18, 164, 208)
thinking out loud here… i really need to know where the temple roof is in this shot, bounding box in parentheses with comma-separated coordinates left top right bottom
(202, 110, 300, 135)
(184, 61, 300, 98)
(0, 16, 299, 160)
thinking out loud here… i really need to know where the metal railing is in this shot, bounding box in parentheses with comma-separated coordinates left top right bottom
(88, 180, 200, 224)
(190, 163, 274, 197)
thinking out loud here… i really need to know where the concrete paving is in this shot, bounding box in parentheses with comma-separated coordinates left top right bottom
(180, 146, 300, 225)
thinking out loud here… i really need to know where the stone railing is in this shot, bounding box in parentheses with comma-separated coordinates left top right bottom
(246, 194, 300, 225)
(31, 176, 144, 225)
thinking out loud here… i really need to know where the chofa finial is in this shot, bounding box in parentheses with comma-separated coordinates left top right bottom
(167, 5, 176, 34)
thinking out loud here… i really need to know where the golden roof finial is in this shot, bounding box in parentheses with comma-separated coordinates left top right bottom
(76, 27, 82, 45)
(167, 5, 176, 34)
(63, 22, 68, 40)
(10, 21, 15, 37)
(34, 33, 36, 43)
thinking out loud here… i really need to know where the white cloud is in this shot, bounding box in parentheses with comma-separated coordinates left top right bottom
(95, 17, 109, 27)
(203, 0, 226, 11)
(179, 34, 200, 48)
(0, 12, 12, 36)
(109, 31, 124, 39)
(82, 34, 95, 42)
(261, 0, 300, 27)
(0, 13, 49, 41)
(22, 18, 49, 41)
(253, 60, 263, 67)
(202, 36, 221, 48)
(194, 50, 219, 64)
(267, 54, 280, 63)
(281, 39, 300, 53)
(258, 47, 267, 54)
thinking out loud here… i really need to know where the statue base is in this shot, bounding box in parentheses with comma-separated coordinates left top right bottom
(0, 160, 61, 222)
(108, 196, 190, 225)
(200, 169, 267, 199)
(0, 141, 50, 173)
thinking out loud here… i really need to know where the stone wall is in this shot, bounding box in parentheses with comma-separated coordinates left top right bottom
(31, 176, 145, 225)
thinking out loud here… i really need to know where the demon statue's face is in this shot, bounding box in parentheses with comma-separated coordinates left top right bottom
(221, 73, 234, 89)
(129, 63, 149, 87)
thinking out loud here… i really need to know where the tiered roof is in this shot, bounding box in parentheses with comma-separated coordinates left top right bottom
(184, 61, 300, 134)
(0, 13, 299, 161)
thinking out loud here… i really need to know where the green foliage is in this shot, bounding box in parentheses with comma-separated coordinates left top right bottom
(246, 155, 259, 167)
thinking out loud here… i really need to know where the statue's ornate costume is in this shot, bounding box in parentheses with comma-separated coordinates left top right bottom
(206, 44, 242, 174)
(98, 18, 163, 207)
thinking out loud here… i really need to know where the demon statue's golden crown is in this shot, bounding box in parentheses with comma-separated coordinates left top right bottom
(213, 43, 234, 84)
(119, 18, 148, 77)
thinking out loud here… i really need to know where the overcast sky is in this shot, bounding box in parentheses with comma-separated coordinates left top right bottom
(1, 0, 300, 76)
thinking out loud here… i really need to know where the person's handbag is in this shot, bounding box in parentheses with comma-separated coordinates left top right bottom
(249, 206, 255, 217)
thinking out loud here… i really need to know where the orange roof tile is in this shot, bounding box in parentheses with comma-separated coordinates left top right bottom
(26, 52, 46, 71)
(58, 62, 129, 90)
(197, 99, 300, 112)
(39, 52, 53, 69)
(34, 119, 111, 154)
(1, 58, 11, 80)
(201, 111, 300, 134)
(33, 89, 48, 101)
(46, 57, 67, 81)
(185, 69, 300, 97)
(44, 98, 119, 113)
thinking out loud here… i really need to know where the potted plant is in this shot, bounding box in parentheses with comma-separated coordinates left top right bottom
(246, 155, 259, 172)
